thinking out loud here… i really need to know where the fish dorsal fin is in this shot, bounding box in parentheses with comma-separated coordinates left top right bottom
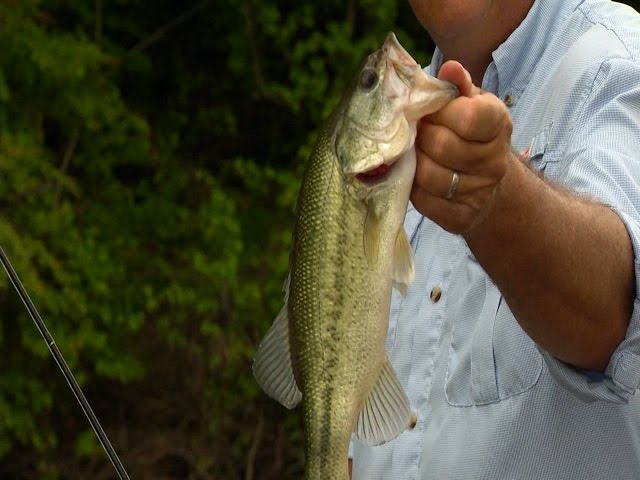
(252, 285, 302, 409)
(364, 205, 380, 266)
(354, 356, 416, 446)
(392, 226, 415, 297)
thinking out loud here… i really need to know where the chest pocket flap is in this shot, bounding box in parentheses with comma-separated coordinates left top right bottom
(525, 122, 556, 173)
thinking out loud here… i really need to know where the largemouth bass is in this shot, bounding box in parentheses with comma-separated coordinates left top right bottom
(253, 33, 458, 480)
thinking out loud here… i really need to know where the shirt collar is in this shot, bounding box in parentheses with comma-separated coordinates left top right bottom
(428, 0, 586, 101)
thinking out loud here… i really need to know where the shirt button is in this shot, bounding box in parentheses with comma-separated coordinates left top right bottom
(430, 287, 442, 303)
(504, 94, 514, 107)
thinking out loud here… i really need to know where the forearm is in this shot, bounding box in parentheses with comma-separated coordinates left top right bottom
(464, 154, 636, 371)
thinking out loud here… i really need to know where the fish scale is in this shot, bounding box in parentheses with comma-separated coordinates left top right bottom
(253, 32, 458, 480)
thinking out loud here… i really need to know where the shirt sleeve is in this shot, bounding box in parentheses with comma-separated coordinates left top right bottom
(540, 57, 640, 403)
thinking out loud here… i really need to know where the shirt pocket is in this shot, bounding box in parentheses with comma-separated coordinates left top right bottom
(524, 122, 557, 174)
(444, 255, 543, 406)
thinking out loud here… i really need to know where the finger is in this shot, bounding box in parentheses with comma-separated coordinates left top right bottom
(416, 121, 510, 177)
(437, 61, 481, 97)
(414, 148, 499, 200)
(429, 94, 511, 143)
(410, 188, 473, 234)
(414, 150, 461, 198)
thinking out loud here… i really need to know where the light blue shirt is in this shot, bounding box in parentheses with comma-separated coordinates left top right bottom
(351, 1, 640, 478)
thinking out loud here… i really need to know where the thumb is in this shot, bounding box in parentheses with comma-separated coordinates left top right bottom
(437, 60, 480, 97)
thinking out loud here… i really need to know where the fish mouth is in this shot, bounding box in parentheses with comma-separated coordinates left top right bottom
(355, 157, 403, 185)
(384, 32, 420, 88)
(356, 163, 392, 184)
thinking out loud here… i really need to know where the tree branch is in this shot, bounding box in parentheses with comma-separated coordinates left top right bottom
(238, 0, 290, 106)
(130, 0, 210, 53)
(54, 125, 81, 205)
(95, 0, 103, 43)
(244, 410, 264, 480)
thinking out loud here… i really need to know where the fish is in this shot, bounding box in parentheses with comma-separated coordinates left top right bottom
(253, 32, 458, 480)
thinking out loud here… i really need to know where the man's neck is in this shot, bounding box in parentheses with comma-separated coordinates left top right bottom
(433, 1, 534, 85)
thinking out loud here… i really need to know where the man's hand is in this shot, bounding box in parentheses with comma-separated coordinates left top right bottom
(410, 64, 633, 372)
(411, 61, 513, 233)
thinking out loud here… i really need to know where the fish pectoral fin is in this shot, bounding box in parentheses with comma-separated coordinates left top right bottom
(392, 227, 415, 297)
(252, 299, 302, 409)
(354, 357, 415, 446)
(364, 205, 380, 267)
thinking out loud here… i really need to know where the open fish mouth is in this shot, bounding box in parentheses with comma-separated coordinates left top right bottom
(356, 164, 391, 184)
(355, 158, 400, 185)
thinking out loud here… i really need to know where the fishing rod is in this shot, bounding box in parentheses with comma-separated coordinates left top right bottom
(0, 245, 131, 480)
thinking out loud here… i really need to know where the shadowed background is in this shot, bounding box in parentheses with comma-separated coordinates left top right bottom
(0, 1, 638, 479)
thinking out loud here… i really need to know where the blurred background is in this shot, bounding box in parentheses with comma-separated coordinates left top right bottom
(0, 1, 639, 479)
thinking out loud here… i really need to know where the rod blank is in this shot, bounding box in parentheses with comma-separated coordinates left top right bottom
(0, 245, 131, 480)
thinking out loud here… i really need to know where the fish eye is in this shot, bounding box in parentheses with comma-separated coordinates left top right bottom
(359, 68, 378, 91)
